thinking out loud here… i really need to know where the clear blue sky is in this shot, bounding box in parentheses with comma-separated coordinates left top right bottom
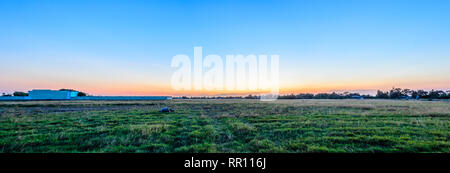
(1, 0, 449, 95)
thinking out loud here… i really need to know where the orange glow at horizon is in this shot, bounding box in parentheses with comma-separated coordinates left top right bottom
(2, 72, 449, 96)
(75, 81, 450, 96)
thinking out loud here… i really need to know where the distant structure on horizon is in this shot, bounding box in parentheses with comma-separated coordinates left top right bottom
(29, 89, 79, 100)
(0, 89, 171, 101)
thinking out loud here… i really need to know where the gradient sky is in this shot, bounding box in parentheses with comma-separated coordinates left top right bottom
(1, 0, 449, 96)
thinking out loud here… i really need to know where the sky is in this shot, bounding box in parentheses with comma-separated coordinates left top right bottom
(1, 0, 449, 96)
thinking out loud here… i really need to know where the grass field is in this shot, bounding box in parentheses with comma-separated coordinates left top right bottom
(0, 99, 448, 153)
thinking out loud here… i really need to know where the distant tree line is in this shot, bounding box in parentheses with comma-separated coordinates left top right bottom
(277, 88, 450, 100)
(277, 92, 369, 99)
(375, 88, 450, 99)
(0, 91, 29, 97)
(175, 88, 450, 100)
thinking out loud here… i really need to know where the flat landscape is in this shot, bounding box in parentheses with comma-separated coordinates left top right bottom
(0, 99, 448, 153)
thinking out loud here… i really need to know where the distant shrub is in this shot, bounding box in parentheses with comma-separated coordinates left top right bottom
(376, 90, 389, 99)
(1, 93, 12, 97)
(13, 91, 28, 96)
(77, 92, 87, 97)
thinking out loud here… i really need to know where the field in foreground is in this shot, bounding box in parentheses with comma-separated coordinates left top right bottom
(0, 99, 448, 153)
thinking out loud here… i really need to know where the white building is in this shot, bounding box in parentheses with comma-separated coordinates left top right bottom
(0, 89, 171, 101)
(28, 89, 79, 100)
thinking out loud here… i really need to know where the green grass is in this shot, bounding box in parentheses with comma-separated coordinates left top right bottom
(0, 99, 448, 153)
